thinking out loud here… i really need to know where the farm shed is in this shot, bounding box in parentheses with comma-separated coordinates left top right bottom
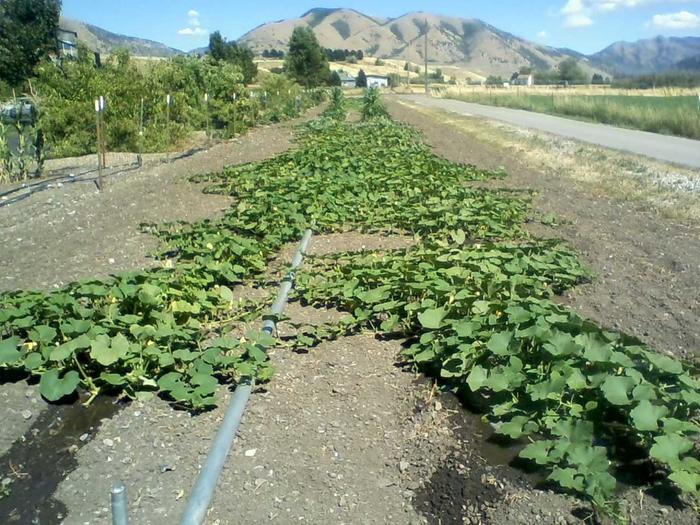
(366, 75, 389, 89)
(512, 74, 534, 87)
(57, 28, 78, 59)
(337, 71, 356, 88)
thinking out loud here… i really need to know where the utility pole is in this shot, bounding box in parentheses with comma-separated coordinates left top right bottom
(424, 19, 429, 96)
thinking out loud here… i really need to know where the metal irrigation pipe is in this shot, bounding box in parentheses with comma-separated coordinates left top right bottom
(111, 481, 129, 525)
(109, 229, 313, 525)
(178, 228, 313, 525)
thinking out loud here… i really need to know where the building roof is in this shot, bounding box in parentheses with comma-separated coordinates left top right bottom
(337, 71, 355, 82)
(366, 74, 389, 79)
(57, 28, 78, 44)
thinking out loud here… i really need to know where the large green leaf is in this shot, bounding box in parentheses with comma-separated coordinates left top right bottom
(650, 434, 695, 466)
(417, 308, 447, 330)
(0, 337, 22, 364)
(630, 400, 668, 432)
(40, 370, 81, 401)
(90, 334, 130, 366)
(600, 375, 635, 406)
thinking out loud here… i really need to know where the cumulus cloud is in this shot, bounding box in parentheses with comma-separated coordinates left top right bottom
(559, 0, 697, 27)
(651, 10, 700, 27)
(179, 9, 207, 37)
(537, 30, 549, 39)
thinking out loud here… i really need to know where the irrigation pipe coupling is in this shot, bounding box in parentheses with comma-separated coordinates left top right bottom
(108, 229, 313, 525)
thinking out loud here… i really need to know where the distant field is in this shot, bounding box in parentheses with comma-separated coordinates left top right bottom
(443, 90, 700, 140)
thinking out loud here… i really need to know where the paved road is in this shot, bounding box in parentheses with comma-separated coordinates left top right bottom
(400, 94, 700, 170)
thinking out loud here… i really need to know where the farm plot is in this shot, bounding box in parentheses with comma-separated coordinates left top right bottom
(0, 93, 699, 523)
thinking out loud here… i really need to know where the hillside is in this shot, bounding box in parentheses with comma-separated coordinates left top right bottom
(238, 8, 597, 77)
(59, 16, 182, 58)
(590, 36, 700, 75)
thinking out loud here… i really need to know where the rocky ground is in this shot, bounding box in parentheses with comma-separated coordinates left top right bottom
(0, 104, 698, 525)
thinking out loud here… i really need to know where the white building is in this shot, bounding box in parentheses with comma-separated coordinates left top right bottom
(366, 75, 389, 89)
(512, 74, 534, 87)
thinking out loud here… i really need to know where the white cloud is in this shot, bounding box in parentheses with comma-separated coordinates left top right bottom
(179, 9, 207, 37)
(178, 26, 207, 36)
(652, 10, 700, 27)
(537, 30, 549, 38)
(559, 0, 698, 27)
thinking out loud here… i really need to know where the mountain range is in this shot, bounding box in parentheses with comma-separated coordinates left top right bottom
(59, 16, 182, 58)
(61, 9, 700, 76)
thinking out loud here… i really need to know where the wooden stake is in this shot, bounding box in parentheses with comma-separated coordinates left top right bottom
(95, 99, 104, 190)
(99, 96, 106, 169)
(424, 20, 429, 96)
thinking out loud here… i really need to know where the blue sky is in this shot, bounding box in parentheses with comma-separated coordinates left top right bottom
(62, 0, 700, 54)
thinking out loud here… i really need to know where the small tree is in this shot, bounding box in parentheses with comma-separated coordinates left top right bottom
(485, 75, 504, 86)
(330, 70, 341, 86)
(356, 69, 367, 88)
(0, 0, 62, 87)
(285, 26, 330, 88)
(591, 73, 605, 85)
(388, 73, 402, 88)
(558, 58, 586, 85)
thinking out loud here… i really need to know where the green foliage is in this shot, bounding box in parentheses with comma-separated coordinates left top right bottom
(2, 105, 697, 517)
(557, 58, 588, 85)
(485, 75, 504, 86)
(613, 72, 700, 89)
(285, 26, 330, 88)
(361, 88, 387, 120)
(207, 31, 257, 85)
(29, 50, 316, 158)
(356, 69, 367, 88)
(323, 88, 346, 121)
(0, 0, 61, 87)
(286, 128, 700, 514)
(257, 74, 305, 123)
(387, 73, 403, 88)
(330, 71, 342, 87)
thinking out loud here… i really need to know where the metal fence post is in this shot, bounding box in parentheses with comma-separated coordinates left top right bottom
(111, 480, 129, 525)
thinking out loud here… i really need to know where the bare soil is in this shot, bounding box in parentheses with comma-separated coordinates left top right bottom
(0, 104, 698, 525)
(0, 114, 321, 292)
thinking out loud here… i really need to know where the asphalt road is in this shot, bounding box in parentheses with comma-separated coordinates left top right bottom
(400, 95, 700, 170)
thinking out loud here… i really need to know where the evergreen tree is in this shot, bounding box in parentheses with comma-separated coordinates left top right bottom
(208, 31, 228, 61)
(330, 70, 341, 87)
(208, 31, 258, 84)
(285, 26, 330, 88)
(356, 69, 367, 88)
(0, 0, 62, 87)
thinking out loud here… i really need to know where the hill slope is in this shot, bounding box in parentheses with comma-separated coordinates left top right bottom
(238, 8, 594, 77)
(59, 16, 182, 58)
(590, 36, 700, 75)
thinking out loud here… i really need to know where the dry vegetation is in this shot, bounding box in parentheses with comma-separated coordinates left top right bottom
(395, 99, 700, 223)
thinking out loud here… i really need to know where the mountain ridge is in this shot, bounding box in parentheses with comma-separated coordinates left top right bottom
(59, 10, 700, 76)
(238, 9, 598, 77)
(59, 16, 183, 58)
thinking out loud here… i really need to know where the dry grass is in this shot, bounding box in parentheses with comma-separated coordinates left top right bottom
(443, 85, 700, 97)
(254, 58, 486, 84)
(395, 99, 700, 224)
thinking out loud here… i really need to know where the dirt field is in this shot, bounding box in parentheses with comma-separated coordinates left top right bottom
(385, 97, 700, 362)
(0, 104, 698, 524)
